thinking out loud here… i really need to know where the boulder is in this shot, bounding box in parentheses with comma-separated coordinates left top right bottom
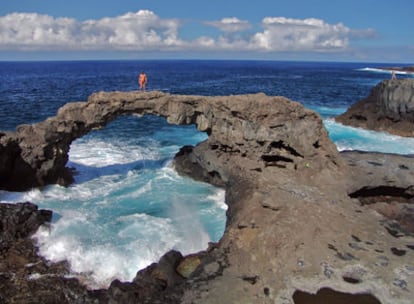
(0, 202, 52, 253)
(0, 202, 97, 304)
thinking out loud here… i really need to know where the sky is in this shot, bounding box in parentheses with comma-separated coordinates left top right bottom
(0, 0, 413, 63)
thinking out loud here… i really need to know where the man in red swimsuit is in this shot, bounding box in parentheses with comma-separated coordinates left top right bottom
(139, 71, 147, 91)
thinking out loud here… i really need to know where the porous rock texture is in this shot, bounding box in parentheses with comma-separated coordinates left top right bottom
(335, 79, 414, 137)
(0, 91, 413, 303)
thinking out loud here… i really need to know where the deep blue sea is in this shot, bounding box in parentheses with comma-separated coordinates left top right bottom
(1, 60, 414, 288)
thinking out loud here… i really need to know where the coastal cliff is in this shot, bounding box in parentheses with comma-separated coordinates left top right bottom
(1, 91, 414, 303)
(335, 79, 414, 137)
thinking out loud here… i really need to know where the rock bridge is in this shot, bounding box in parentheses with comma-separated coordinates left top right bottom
(0, 90, 337, 191)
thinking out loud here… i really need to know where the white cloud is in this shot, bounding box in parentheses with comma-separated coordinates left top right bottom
(194, 36, 216, 48)
(250, 17, 351, 51)
(204, 17, 251, 32)
(0, 11, 375, 54)
(0, 10, 183, 50)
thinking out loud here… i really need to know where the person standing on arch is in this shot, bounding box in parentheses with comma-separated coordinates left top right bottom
(138, 71, 147, 91)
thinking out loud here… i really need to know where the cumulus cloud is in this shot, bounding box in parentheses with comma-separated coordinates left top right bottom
(204, 17, 251, 33)
(0, 10, 183, 50)
(0, 11, 375, 54)
(250, 17, 352, 51)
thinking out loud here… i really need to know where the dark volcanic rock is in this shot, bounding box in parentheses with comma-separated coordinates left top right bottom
(0, 202, 52, 253)
(96, 250, 186, 304)
(380, 66, 414, 73)
(341, 151, 414, 237)
(0, 202, 97, 304)
(335, 79, 414, 137)
(1, 91, 414, 303)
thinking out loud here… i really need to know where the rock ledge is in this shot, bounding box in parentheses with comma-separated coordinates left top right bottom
(335, 79, 414, 137)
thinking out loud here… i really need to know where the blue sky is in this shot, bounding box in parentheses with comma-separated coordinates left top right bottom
(0, 0, 413, 62)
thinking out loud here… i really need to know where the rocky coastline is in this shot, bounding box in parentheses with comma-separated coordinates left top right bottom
(379, 66, 414, 74)
(335, 79, 414, 137)
(1, 86, 414, 303)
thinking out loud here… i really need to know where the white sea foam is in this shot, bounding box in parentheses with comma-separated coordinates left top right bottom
(32, 197, 218, 289)
(69, 137, 158, 167)
(33, 210, 187, 288)
(166, 198, 212, 255)
(357, 67, 414, 76)
(154, 164, 181, 181)
(8, 133, 226, 288)
(0, 188, 39, 203)
(0, 118, 219, 289)
(207, 188, 227, 210)
(324, 118, 414, 154)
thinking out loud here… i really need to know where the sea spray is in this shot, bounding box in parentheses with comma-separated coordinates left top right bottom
(0, 115, 226, 288)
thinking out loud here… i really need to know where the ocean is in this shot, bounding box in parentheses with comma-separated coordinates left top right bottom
(1, 60, 414, 288)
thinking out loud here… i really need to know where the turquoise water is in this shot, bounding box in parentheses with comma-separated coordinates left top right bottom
(312, 105, 414, 154)
(1, 115, 227, 287)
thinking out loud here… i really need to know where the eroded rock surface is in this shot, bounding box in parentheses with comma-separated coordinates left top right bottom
(335, 79, 414, 137)
(1, 91, 413, 303)
(173, 142, 414, 304)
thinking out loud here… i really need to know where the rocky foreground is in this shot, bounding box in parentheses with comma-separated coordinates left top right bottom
(0, 86, 414, 303)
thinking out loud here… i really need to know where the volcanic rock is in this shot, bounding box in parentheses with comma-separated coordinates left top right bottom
(0, 91, 413, 303)
(0, 202, 97, 304)
(0, 202, 52, 253)
(335, 79, 414, 137)
(380, 66, 414, 73)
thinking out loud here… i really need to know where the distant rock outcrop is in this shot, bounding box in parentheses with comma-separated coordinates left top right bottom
(380, 66, 414, 73)
(1, 91, 414, 303)
(335, 79, 414, 137)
